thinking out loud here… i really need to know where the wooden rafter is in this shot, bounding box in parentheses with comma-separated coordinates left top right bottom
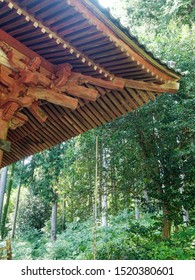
(77, 0, 181, 81)
(68, 72, 179, 94)
(0, 29, 53, 72)
(125, 79, 179, 94)
(0, 37, 102, 166)
(0, 1, 181, 168)
(1, 0, 114, 80)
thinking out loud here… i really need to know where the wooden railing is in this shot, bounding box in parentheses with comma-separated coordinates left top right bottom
(0, 239, 12, 260)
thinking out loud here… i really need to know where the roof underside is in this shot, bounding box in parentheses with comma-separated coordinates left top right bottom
(0, 0, 180, 167)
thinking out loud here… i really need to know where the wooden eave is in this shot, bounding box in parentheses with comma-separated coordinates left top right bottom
(0, 0, 181, 167)
(0, 0, 181, 82)
(85, 0, 181, 81)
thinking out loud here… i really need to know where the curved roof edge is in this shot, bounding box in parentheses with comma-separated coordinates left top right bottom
(88, 0, 182, 80)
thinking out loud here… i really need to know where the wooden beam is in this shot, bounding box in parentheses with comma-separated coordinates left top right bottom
(28, 102, 48, 123)
(0, 46, 97, 105)
(0, 29, 54, 73)
(145, 91, 156, 101)
(126, 88, 144, 106)
(27, 88, 78, 110)
(69, 72, 125, 90)
(9, 112, 28, 130)
(0, 48, 11, 69)
(69, 72, 179, 94)
(74, 0, 180, 81)
(63, 83, 99, 101)
(2, 1, 113, 79)
(125, 79, 179, 93)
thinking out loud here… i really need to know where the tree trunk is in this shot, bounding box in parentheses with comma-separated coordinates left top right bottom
(135, 196, 140, 220)
(111, 164, 118, 214)
(179, 164, 190, 225)
(70, 195, 74, 222)
(0, 110, 9, 168)
(162, 205, 172, 240)
(0, 166, 8, 230)
(11, 161, 24, 239)
(88, 167, 93, 212)
(11, 182, 22, 239)
(102, 184, 107, 226)
(143, 190, 149, 206)
(182, 207, 189, 224)
(101, 144, 107, 227)
(143, 189, 153, 212)
(51, 198, 57, 241)
(1, 164, 15, 239)
(61, 194, 66, 231)
(88, 193, 93, 210)
(94, 136, 98, 260)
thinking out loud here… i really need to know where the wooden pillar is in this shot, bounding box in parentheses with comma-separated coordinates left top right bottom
(0, 109, 9, 168)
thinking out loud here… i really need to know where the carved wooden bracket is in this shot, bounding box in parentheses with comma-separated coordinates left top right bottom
(0, 42, 81, 132)
(54, 64, 72, 88)
(9, 112, 28, 130)
(1, 101, 20, 122)
(0, 40, 140, 139)
(28, 102, 48, 124)
(0, 41, 109, 131)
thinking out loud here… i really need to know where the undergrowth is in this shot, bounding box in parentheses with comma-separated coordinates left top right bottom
(12, 210, 195, 260)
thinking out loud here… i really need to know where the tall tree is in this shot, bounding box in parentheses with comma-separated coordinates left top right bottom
(101, 142, 108, 226)
(0, 167, 8, 231)
(11, 161, 24, 239)
(51, 190, 58, 241)
(1, 164, 15, 239)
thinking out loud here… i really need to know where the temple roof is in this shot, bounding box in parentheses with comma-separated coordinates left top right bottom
(0, 0, 181, 167)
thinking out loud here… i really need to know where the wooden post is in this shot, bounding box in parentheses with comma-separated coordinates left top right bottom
(0, 109, 9, 168)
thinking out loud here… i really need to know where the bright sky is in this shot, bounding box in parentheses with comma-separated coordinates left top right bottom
(99, 0, 113, 8)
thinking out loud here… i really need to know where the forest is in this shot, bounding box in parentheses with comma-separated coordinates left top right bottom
(0, 0, 195, 260)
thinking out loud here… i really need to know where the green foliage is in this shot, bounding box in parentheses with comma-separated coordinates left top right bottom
(1, 164, 15, 239)
(11, 210, 195, 260)
(147, 226, 195, 260)
(4, 0, 195, 257)
(109, 0, 195, 34)
(16, 189, 50, 233)
(12, 228, 47, 260)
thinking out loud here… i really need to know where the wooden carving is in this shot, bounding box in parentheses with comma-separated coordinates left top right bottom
(1, 101, 20, 122)
(54, 64, 72, 87)
(0, 39, 106, 162)
(0, 42, 80, 132)
(28, 102, 48, 124)
(9, 112, 28, 130)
